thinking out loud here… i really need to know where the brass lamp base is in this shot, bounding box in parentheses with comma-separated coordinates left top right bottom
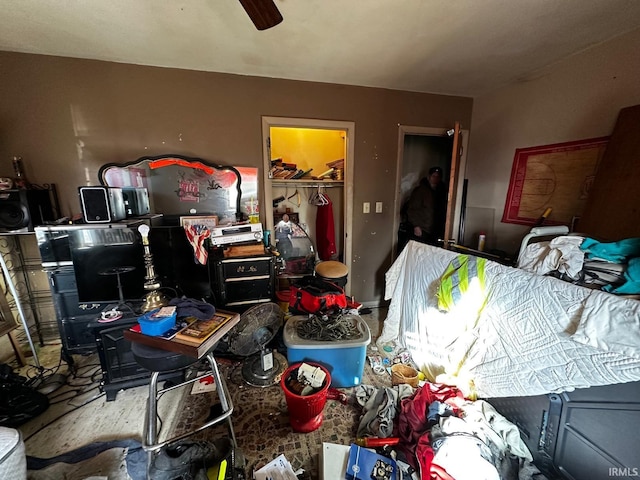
(141, 290, 170, 313)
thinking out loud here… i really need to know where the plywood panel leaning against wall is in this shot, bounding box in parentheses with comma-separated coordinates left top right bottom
(579, 105, 640, 241)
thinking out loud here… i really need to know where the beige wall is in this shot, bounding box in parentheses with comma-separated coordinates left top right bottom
(0, 51, 472, 304)
(466, 28, 640, 255)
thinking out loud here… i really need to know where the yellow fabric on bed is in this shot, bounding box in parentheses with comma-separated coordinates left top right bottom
(437, 254, 487, 312)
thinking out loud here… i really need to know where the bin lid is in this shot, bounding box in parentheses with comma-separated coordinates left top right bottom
(283, 315, 371, 349)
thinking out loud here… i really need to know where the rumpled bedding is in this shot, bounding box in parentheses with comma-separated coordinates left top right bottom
(517, 235, 585, 279)
(377, 241, 640, 398)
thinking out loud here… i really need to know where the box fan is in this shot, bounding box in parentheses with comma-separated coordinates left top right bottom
(227, 303, 287, 387)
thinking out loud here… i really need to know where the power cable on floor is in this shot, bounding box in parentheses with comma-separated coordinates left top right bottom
(23, 391, 106, 443)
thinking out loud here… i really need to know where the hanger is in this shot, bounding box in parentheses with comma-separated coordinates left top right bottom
(287, 188, 301, 207)
(309, 186, 329, 206)
(308, 188, 319, 205)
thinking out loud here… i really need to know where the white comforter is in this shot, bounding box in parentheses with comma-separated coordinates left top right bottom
(377, 241, 640, 398)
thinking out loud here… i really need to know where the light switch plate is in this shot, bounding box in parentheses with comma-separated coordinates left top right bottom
(363, 202, 370, 213)
(375, 202, 383, 213)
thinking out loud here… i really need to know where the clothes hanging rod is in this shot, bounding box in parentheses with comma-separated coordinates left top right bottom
(272, 182, 343, 188)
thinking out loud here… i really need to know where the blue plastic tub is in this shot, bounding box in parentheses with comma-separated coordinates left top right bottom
(283, 315, 371, 388)
(138, 308, 177, 336)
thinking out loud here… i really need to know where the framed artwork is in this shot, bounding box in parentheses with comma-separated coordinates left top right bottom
(502, 137, 609, 226)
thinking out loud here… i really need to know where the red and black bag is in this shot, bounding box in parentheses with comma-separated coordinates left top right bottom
(289, 275, 347, 314)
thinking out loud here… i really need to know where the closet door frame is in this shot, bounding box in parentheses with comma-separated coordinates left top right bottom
(261, 116, 355, 294)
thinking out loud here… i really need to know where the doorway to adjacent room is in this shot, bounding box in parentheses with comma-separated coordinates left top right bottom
(392, 124, 469, 259)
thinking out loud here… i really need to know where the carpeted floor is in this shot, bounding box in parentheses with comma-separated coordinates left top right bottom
(172, 351, 390, 477)
(171, 307, 391, 478)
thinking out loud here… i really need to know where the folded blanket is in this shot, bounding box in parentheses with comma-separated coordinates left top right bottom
(603, 257, 640, 294)
(581, 237, 640, 263)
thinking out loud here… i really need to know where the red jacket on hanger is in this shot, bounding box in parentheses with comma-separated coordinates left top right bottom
(316, 197, 337, 260)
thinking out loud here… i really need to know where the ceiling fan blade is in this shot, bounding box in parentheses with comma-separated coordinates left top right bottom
(238, 0, 283, 30)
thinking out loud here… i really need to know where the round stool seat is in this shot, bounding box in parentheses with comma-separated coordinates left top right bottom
(131, 342, 199, 373)
(315, 260, 349, 287)
(315, 261, 348, 278)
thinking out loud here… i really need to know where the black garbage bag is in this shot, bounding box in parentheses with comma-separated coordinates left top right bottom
(0, 364, 49, 428)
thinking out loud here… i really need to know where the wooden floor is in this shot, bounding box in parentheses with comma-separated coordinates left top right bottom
(15, 344, 186, 459)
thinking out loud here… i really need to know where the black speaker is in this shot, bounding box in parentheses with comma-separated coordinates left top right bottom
(0, 189, 55, 232)
(121, 187, 150, 217)
(79, 186, 126, 223)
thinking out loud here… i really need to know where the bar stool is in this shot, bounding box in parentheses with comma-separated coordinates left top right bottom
(131, 342, 237, 452)
(315, 260, 349, 288)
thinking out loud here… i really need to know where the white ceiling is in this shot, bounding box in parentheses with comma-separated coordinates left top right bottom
(2, 0, 640, 97)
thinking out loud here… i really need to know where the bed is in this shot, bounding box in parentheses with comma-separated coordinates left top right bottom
(377, 240, 640, 479)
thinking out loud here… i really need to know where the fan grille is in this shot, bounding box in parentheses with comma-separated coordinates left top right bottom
(228, 302, 284, 356)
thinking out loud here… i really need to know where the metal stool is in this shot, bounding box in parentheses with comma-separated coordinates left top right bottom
(131, 342, 237, 451)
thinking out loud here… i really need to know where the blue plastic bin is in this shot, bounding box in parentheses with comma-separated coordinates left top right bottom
(283, 315, 371, 388)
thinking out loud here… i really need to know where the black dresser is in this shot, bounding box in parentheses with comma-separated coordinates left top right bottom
(211, 253, 276, 311)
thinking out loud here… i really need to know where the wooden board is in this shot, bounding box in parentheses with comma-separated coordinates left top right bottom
(579, 105, 640, 241)
(124, 309, 240, 358)
(223, 243, 266, 258)
(502, 137, 609, 226)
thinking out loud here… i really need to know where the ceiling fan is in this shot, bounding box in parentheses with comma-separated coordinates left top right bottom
(238, 0, 283, 30)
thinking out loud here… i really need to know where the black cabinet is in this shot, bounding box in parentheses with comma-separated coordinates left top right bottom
(91, 317, 183, 401)
(48, 267, 111, 354)
(211, 254, 275, 310)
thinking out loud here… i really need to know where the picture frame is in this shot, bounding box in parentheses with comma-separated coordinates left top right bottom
(502, 137, 609, 226)
(179, 215, 219, 229)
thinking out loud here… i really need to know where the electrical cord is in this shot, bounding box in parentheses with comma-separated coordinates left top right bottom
(47, 364, 102, 404)
(23, 353, 64, 386)
(21, 361, 103, 437)
(23, 391, 106, 443)
(296, 312, 361, 341)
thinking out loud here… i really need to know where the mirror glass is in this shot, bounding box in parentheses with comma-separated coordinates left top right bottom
(98, 154, 259, 224)
(273, 213, 316, 275)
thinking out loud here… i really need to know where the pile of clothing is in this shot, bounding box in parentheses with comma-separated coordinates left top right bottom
(518, 236, 640, 295)
(355, 382, 545, 480)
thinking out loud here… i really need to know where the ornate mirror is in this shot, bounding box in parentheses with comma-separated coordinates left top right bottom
(98, 154, 258, 224)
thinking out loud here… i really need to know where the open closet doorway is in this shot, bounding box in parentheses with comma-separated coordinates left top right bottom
(392, 124, 469, 260)
(261, 117, 355, 294)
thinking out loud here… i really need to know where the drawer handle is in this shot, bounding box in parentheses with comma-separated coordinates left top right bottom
(225, 275, 270, 282)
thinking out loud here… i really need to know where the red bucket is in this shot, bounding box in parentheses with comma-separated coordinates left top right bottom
(280, 362, 331, 433)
